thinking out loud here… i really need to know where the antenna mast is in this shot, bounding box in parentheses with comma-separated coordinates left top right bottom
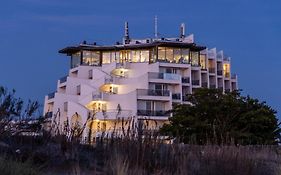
(154, 16, 158, 38)
(124, 21, 130, 44)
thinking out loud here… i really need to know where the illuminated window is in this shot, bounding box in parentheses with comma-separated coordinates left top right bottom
(200, 54, 207, 69)
(173, 48, 181, 63)
(158, 47, 166, 61)
(82, 51, 100, 66)
(131, 50, 141, 62)
(165, 48, 173, 62)
(190, 51, 199, 66)
(102, 52, 112, 64)
(140, 50, 149, 62)
(223, 63, 230, 77)
(182, 49, 189, 63)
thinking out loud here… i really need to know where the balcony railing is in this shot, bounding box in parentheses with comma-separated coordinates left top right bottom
(105, 77, 114, 84)
(92, 92, 103, 100)
(148, 72, 181, 81)
(182, 95, 189, 101)
(231, 74, 237, 79)
(217, 70, 223, 76)
(48, 92, 55, 100)
(137, 89, 170, 97)
(202, 82, 208, 88)
(137, 110, 169, 117)
(181, 77, 190, 84)
(209, 68, 216, 73)
(210, 85, 216, 89)
(172, 93, 181, 100)
(225, 89, 231, 93)
(59, 76, 67, 83)
(224, 72, 230, 78)
(192, 80, 200, 86)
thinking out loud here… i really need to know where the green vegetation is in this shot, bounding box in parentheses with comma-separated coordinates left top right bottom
(0, 86, 280, 175)
(161, 88, 281, 145)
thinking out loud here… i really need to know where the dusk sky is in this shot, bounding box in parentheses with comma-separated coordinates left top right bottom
(0, 0, 280, 117)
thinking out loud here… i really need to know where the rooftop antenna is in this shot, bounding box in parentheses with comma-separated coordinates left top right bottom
(124, 21, 130, 44)
(180, 23, 185, 39)
(154, 16, 158, 39)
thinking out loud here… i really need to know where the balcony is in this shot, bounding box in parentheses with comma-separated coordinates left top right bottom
(225, 89, 231, 93)
(202, 82, 208, 88)
(231, 74, 237, 80)
(148, 72, 181, 84)
(172, 93, 181, 100)
(137, 89, 170, 96)
(209, 68, 216, 74)
(95, 109, 132, 120)
(182, 95, 189, 102)
(217, 70, 223, 76)
(224, 72, 230, 78)
(137, 110, 169, 117)
(192, 80, 200, 86)
(59, 76, 67, 84)
(137, 89, 170, 101)
(181, 77, 190, 84)
(47, 92, 55, 100)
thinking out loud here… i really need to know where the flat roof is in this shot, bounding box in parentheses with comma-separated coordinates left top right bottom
(59, 40, 206, 55)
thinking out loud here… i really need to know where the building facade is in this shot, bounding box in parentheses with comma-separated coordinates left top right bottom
(44, 23, 238, 139)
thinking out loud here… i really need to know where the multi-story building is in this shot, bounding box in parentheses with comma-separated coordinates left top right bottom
(44, 22, 238, 139)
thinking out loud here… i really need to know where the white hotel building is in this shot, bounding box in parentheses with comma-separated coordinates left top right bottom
(44, 23, 238, 138)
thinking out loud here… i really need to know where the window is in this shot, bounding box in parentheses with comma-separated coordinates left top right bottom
(76, 85, 81, 95)
(82, 51, 100, 66)
(190, 51, 199, 66)
(131, 50, 141, 62)
(165, 48, 173, 63)
(63, 102, 68, 112)
(181, 49, 189, 63)
(173, 48, 181, 63)
(88, 70, 93, 79)
(102, 52, 112, 64)
(140, 50, 149, 62)
(71, 52, 81, 68)
(223, 63, 230, 77)
(200, 54, 207, 69)
(158, 47, 166, 61)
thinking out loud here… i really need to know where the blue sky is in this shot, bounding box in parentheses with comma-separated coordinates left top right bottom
(0, 0, 280, 117)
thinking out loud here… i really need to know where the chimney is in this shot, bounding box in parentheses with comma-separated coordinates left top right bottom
(180, 23, 185, 39)
(124, 21, 130, 44)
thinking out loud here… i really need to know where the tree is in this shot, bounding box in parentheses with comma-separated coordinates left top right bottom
(0, 86, 40, 138)
(160, 88, 280, 145)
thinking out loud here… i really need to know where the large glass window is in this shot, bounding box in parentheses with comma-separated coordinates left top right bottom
(158, 47, 166, 61)
(157, 47, 190, 64)
(102, 52, 112, 64)
(165, 48, 173, 63)
(182, 49, 189, 63)
(120, 50, 131, 63)
(190, 51, 199, 66)
(131, 50, 140, 62)
(223, 63, 230, 77)
(82, 51, 100, 66)
(71, 52, 81, 68)
(173, 48, 181, 63)
(200, 54, 207, 69)
(140, 50, 149, 62)
(115, 51, 120, 63)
